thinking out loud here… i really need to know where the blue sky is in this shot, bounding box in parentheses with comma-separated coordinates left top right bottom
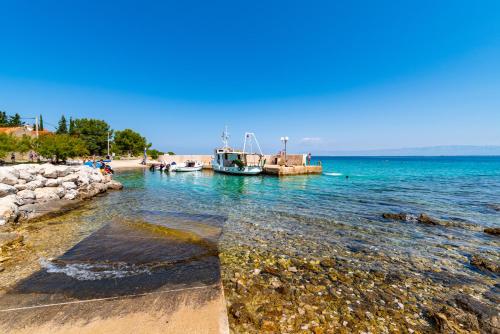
(1, 0, 499, 154)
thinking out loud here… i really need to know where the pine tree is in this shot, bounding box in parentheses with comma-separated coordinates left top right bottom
(0, 112, 8, 126)
(56, 115, 68, 134)
(39, 115, 44, 131)
(69, 117, 75, 135)
(8, 113, 22, 127)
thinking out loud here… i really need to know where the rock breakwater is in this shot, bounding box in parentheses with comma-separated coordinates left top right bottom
(0, 164, 122, 225)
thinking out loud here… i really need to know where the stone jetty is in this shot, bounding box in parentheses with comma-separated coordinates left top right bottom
(0, 164, 122, 225)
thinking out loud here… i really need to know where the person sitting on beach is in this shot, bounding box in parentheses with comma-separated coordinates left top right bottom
(104, 164, 114, 175)
(97, 160, 105, 171)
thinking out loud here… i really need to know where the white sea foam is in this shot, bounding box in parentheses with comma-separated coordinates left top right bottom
(40, 258, 151, 281)
(323, 172, 343, 176)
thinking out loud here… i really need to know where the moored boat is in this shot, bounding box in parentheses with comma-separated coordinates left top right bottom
(172, 160, 203, 172)
(212, 127, 264, 175)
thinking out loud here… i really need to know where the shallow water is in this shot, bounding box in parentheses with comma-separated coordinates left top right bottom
(2, 157, 499, 333)
(107, 157, 498, 332)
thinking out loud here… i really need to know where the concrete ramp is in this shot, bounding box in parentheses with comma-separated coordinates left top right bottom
(0, 215, 229, 334)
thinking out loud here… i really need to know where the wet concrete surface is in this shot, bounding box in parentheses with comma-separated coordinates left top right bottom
(0, 213, 229, 333)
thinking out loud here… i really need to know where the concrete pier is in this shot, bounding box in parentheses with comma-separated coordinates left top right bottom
(158, 154, 323, 176)
(263, 164, 323, 176)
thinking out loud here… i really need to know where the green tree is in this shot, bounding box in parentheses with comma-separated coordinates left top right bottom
(36, 134, 88, 163)
(147, 149, 164, 160)
(69, 117, 75, 135)
(0, 112, 8, 127)
(72, 118, 112, 155)
(39, 114, 44, 131)
(113, 129, 149, 156)
(0, 133, 16, 159)
(167, 151, 175, 155)
(56, 115, 68, 134)
(8, 113, 23, 127)
(15, 135, 34, 153)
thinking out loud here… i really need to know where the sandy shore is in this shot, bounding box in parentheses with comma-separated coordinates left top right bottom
(109, 159, 150, 170)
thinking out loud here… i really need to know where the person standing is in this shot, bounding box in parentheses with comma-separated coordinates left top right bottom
(307, 152, 312, 165)
(11, 153, 15, 164)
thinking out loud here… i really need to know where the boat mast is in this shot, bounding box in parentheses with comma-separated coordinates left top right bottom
(221, 126, 230, 149)
(243, 132, 263, 155)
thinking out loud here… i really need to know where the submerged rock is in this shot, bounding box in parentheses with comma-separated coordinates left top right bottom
(488, 204, 500, 212)
(0, 232, 23, 252)
(417, 213, 446, 226)
(455, 295, 500, 334)
(382, 212, 408, 221)
(484, 228, 500, 236)
(470, 255, 499, 274)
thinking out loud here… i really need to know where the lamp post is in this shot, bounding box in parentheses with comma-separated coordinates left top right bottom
(280, 136, 289, 165)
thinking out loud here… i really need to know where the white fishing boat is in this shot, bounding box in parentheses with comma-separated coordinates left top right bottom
(171, 160, 203, 172)
(212, 127, 265, 175)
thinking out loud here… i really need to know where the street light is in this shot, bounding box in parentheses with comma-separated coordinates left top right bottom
(280, 136, 289, 165)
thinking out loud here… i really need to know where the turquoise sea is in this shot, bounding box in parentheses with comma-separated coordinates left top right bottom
(108, 156, 499, 281)
(15, 156, 498, 332)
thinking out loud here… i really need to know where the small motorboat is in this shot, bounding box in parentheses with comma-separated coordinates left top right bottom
(171, 160, 203, 172)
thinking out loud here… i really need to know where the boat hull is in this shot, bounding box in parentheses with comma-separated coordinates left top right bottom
(173, 166, 203, 172)
(211, 163, 262, 175)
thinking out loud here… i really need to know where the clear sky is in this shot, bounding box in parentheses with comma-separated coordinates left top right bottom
(1, 1, 499, 154)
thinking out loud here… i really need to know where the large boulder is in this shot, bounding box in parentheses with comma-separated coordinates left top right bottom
(56, 165, 71, 177)
(103, 174, 112, 183)
(25, 180, 45, 191)
(62, 181, 77, 190)
(63, 189, 78, 200)
(89, 172, 103, 183)
(0, 184, 17, 197)
(14, 183, 27, 191)
(0, 169, 19, 186)
(107, 180, 123, 190)
(18, 171, 35, 182)
(45, 178, 61, 187)
(78, 182, 107, 199)
(17, 189, 36, 201)
(35, 175, 48, 186)
(42, 164, 59, 178)
(3, 167, 20, 178)
(62, 173, 79, 182)
(16, 190, 36, 205)
(77, 174, 90, 186)
(93, 182, 108, 193)
(0, 195, 19, 225)
(34, 187, 63, 202)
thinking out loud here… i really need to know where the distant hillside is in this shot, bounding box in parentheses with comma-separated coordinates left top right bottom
(318, 145, 500, 156)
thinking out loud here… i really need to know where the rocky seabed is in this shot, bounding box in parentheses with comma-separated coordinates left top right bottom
(0, 164, 122, 225)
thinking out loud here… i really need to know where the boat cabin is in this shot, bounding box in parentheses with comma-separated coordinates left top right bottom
(214, 149, 247, 167)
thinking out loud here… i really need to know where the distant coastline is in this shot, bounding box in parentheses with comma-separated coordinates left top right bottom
(314, 145, 500, 157)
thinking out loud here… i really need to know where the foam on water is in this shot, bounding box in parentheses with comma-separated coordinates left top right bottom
(40, 258, 151, 281)
(323, 172, 343, 176)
